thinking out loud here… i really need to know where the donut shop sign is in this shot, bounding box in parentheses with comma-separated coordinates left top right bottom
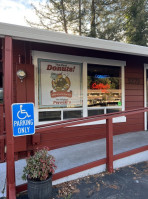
(38, 59, 82, 108)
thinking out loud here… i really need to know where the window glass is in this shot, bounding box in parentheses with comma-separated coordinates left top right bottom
(63, 110, 82, 120)
(106, 108, 122, 114)
(38, 59, 83, 109)
(88, 109, 104, 116)
(87, 64, 121, 107)
(39, 111, 61, 122)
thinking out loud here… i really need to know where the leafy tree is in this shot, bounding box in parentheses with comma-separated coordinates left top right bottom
(26, 0, 72, 33)
(26, 0, 148, 46)
(95, 0, 125, 41)
(124, 0, 148, 46)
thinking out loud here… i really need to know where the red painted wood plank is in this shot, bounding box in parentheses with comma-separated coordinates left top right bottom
(16, 64, 27, 102)
(36, 108, 148, 131)
(16, 146, 148, 194)
(126, 107, 143, 110)
(125, 72, 143, 78)
(4, 36, 16, 199)
(29, 132, 105, 150)
(125, 79, 143, 85)
(114, 145, 148, 160)
(106, 118, 113, 173)
(114, 124, 144, 134)
(125, 67, 143, 73)
(125, 84, 144, 90)
(0, 104, 4, 134)
(125, 102, 144, 108)
(125, 96, 144, 102)
(126, 114, 144, 120)
(53, 158, 106, 181)
(16, 184, 27, 194)
(40, 125, 105, 138)
(120, 118, 143, 125)
(125, 89, 144, 96)
(0, 137, 5, 162)
(26, 64, 34, 102)
(14, 136, 27, 152)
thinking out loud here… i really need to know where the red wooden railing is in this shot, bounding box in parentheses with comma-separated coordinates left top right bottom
(0, 104, 4, 135)
(0, 104, 5, 162)
(16, 107, 148, 194)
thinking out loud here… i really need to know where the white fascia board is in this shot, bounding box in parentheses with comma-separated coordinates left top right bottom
(1, 22, 148, 57)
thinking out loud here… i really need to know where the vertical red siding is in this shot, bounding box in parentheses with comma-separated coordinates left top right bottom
(13, 40, 34, 103)
(0, 104, 4, 134)
(16, 64, 27, 102)
(13, 41, 34, 153)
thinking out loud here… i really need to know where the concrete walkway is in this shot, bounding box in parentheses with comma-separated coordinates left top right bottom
(50, 131, 148, 173)
(0, 131, 148, 197)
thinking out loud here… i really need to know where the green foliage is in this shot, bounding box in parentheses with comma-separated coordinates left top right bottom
(22, 147, 57, 181)
(124, 0, 148, 46)
(65, 194, 72, 199)
(26, 0, 148, 46)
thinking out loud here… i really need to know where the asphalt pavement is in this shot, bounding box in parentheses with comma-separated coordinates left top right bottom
(16, 161, 148, 199)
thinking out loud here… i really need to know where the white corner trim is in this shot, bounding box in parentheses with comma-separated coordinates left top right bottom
(121, 66, 125, 111)
(83, 62, 87, 117)
(32, 51, 126, 67)
(70, 116, 126, 127)
(144, 64, 148, 130)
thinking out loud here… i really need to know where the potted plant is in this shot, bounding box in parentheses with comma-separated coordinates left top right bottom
(22, 147, 57, 199)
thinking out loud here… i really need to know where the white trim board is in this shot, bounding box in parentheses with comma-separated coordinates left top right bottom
(144, 64, 148, 130)
(32, 51, 126, 67)
(1, 22, 148, 57)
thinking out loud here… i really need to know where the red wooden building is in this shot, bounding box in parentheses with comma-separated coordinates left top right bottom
(0, 22, 148, 198)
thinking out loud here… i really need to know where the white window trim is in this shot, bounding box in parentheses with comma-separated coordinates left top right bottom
(32, 51, 126, 125)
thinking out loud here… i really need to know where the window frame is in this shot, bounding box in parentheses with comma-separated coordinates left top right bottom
(38, 58, 83, 109)
(32, 51, 126, 125)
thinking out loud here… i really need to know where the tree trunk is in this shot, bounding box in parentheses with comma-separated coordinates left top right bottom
(61, 0, 68, 33)
(79, 0, 82, 35)
(90, 0, 96, 37)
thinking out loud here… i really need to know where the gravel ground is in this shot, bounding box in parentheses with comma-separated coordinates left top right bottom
(14, 161, 148, 199)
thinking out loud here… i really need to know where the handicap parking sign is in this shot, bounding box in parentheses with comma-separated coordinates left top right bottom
(12, 103, 35, 137)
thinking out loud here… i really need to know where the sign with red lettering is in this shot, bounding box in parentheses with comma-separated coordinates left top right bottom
(39, 60, 82, 108)
(91, 83, 110, 93)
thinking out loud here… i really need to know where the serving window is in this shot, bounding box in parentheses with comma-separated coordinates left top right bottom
(33, 51, 125, 124)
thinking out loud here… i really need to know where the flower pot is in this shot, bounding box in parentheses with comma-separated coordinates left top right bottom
(27, 175, 52, 199)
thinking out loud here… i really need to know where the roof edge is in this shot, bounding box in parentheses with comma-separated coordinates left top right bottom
(0, 22, 148, 57)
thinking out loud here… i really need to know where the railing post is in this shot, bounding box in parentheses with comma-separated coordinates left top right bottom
(0, 104, 4, 134)
(4, 36, 16, 199)
(106, 118, 113, 173)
